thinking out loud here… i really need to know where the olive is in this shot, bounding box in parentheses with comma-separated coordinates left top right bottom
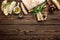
(50, 5, 57, 11)
(18, 14, 24, 19)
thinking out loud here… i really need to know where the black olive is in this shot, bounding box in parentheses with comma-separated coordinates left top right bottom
(50, 4, 58, 11)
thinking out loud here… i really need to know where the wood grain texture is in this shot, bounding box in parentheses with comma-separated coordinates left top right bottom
(0, 0, 60, 40)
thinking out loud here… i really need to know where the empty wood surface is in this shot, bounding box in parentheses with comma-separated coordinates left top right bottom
(0, 0, 60, 40)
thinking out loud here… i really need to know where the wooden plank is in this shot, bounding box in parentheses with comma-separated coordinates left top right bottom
(0, 25, 60, 35)
(0, 19, 60, 25)
(0, 25, 60, 40)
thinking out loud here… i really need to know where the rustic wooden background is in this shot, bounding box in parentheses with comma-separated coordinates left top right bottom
(0, 0, 60, 40)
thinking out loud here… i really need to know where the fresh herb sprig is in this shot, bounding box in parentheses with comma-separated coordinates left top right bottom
(31, 2, 46, 16)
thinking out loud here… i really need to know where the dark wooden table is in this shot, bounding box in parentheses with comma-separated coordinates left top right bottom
(0, 0, 60, 40)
